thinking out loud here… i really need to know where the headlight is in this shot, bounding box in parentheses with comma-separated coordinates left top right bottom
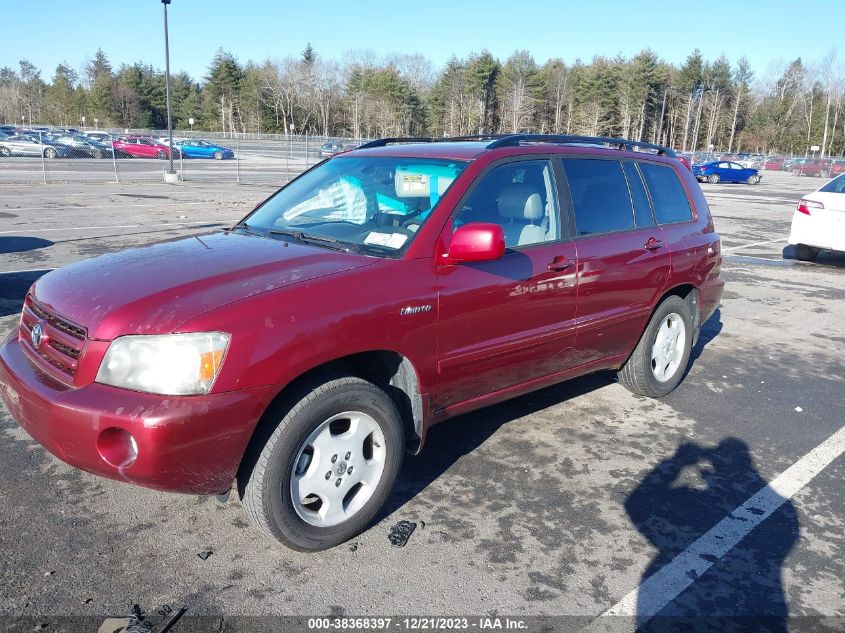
(96, 332, 230, 395)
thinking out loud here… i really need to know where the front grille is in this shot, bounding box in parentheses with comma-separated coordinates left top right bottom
(19, 295, 87, 381)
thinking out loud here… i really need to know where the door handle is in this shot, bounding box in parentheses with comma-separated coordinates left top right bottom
(644, 238, 664, 251)
(548, 256, 575, 271)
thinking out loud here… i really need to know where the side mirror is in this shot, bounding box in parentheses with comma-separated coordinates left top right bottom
(447, 222, 506, 263)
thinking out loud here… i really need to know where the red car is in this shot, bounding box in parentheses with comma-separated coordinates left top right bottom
(763, 157, 785, 170)
(0, 135, 723, 550)
(829, 160, 845, 175)
(113, 135, 181, 159)
(792, 158, 833, 177)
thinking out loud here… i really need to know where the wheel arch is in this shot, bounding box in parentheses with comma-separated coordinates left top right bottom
(235, 349, 425, 497)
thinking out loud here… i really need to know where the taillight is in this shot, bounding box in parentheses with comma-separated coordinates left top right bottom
(798, 199, 823, 215)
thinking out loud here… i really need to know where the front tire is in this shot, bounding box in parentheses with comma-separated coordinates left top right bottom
(618, 295, 693, 398)
(242, 376, 404, 551)
(0, 147, 10, 157)
(44, 147, 57, 159)
(794, 244, 820, 261)
(708, 174, 720, 184)
(213, 150, 223, 160)
(747, 175, 758, 184)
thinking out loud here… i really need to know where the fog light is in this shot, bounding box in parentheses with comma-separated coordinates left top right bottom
(96, 427, 138, 468)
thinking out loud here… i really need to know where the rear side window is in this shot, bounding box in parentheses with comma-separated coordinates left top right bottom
(561, 158, 634, 236)
(639, 163, 693, 224)
(623, 162, 654, 228)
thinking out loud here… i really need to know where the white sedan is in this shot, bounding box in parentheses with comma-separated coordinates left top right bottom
(788, 173, 845, 261)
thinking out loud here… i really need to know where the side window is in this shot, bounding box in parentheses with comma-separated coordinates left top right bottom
(453, 159, 560, 249)
(624, 162, 654, 228)
(639, 163, 694, 224)
(561, 158, 635, 236)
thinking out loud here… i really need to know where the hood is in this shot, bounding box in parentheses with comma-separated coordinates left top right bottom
(32, 231, 375, 340)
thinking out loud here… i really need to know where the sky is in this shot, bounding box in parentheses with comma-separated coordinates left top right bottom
(1, 0, 840, 82)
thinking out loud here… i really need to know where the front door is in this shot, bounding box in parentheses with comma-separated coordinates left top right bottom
(435, 158, 579, 410)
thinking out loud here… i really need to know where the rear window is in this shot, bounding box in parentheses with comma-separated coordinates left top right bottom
(639, 163, 693, 224)
(820, 173, 845, 193)
(561, 158, 635, 236)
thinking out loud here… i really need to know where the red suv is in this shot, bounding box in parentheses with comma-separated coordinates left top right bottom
(0, 135, 723, 550)
(793, 158, 833, 178)
(113, 135, 180, 159)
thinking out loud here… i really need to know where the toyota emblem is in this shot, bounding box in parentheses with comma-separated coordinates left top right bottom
(31, 322, 44, 349)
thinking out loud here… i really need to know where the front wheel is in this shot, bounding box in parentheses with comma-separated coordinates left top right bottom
(242, 376, 404, 551)
(44, 147, 57, 159)
(156, 150, 166, 159)
(618, 295, 693, 398)
(793, 168, 801, 176)
(708, 173, 720, 184)
(213, 150, 223, 160)
(747, 175, 759, 184)
(820, 170, 830, 179)
(0, 147, 10, 157)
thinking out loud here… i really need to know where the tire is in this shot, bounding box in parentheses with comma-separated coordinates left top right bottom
(618, 295, 693, 398)
(156, 150, 166, 159)
(820, 170, 830, 179)
(92, 149, 102, 159)
(708, 174, 720, 184)
(213, 150, 223, 160)
(794, 244, 820, 261)
(0, 147, 10, 157)
(242, 376, 405, 551)
(793, 168, 801, 176)
(44, 147, 57, 159)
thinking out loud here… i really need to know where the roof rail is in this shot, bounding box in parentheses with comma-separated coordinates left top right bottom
(356, 137, 436, 149)
(487, 134, 676, 157)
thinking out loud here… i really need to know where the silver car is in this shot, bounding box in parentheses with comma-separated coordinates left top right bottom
(0, 134, 71, 158)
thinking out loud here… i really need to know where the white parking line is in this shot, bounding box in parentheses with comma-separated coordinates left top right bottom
(593, 424, 845, 628)
(2, 201, 211, 212)
(0, 220, 225, 235)
(721, 238, 787, 253)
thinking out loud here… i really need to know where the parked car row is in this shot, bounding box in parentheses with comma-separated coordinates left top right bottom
(0, 126, 236, 160)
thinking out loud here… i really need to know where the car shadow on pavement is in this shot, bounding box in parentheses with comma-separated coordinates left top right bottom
(383, 371, 613, 517)
(690, 308, 723, 365)
(0, 269, 51, 317)
(625, 438, 799, 632)
(0, 236, 54, 254)
(782, 245, 845, 269)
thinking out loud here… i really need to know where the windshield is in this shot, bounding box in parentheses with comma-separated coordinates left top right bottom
(242, 156, 467, 256)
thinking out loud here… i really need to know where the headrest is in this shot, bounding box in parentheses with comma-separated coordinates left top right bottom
(498, 184, 544, 220)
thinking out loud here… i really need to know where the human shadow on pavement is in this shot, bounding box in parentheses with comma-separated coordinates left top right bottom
(625, 438, 799, 632)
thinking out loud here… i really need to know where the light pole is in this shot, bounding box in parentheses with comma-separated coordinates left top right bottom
(162, 0, 176, 178)
(81, 115, 86, 130)
(94, 118, 99, 130)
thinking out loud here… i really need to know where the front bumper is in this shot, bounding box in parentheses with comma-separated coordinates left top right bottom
(0, 333, 275, 494)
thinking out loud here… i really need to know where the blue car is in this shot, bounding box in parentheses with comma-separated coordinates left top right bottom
(173, 139, 235, 159)
(693, 160, 761, 184)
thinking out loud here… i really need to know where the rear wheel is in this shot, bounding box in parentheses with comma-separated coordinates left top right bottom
(820, 170, 830, 179)
(44, 147, 57, 159)
(156, 149, 166, 159)
(242, 376, 404, 551)
(708, 173, 720, 184)
(92, 149, 102, 159)
(618, 295, 693, 398)
(0, 147, 10, 157)
(794, 244, 820, 261)
(793, 168, 801, 176)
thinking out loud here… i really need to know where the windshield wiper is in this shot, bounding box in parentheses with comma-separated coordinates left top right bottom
(230, 222, 266, 237)
(266, 229, 358, 253)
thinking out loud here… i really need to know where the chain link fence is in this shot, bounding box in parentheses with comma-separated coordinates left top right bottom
(0, 128, 367, 186)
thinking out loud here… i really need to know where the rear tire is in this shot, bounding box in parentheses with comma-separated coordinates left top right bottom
(242, 376, 404, 551)
(44, 147, 57, 159)
(618, 295, 693, 398)
(156, 150, 166, 159)
(708, 174, 720, 184)
(0, 147, 10, 157)
(794, 244, 820, 261)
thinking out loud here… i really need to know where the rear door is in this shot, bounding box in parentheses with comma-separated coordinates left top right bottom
(435, 157, 579, 409)
(561, 157, 671, 365)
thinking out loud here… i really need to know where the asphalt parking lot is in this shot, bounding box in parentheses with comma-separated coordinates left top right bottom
(0, 171, 843, 631)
